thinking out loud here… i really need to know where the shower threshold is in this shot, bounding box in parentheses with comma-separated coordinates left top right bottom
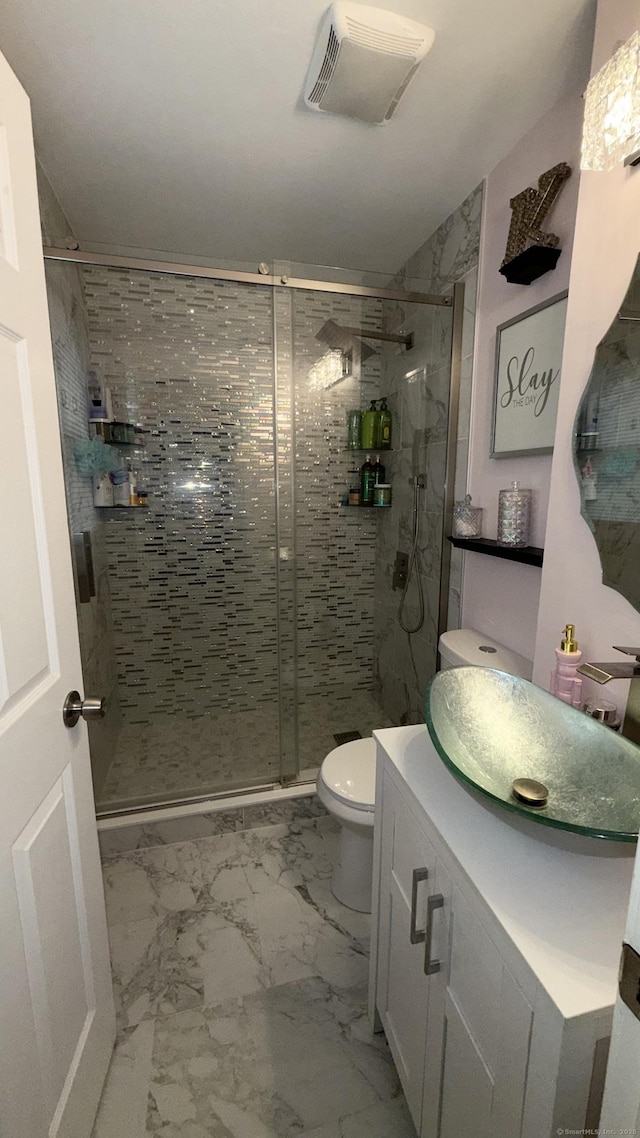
(96, 774, 319, 832)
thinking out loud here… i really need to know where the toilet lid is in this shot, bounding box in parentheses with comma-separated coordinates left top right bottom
(320, 738, 376, 811)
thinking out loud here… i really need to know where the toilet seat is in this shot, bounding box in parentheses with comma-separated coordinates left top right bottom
(318, 737, 376, 810)
(317, 737, 376, 814)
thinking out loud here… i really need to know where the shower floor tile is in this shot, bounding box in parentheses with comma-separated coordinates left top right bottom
(93, 816, 414, 1138)
(98, 689, 393, 812)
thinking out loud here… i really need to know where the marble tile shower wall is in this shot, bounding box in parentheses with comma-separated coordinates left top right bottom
(82, 269, 385, 774)
(37, 167, 120, 798)
(373, 185, 482, 726)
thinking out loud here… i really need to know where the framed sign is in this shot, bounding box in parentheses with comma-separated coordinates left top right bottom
(491, 291, 568, 458)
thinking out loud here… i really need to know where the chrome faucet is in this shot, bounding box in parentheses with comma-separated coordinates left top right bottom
(577, 647, 640, 744)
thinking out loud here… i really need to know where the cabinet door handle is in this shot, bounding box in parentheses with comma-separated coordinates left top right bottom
(424, 893, 444, 975)
(409, 867, 429, 944)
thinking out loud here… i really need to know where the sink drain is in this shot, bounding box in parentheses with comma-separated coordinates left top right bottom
(511, 778, 549, 808)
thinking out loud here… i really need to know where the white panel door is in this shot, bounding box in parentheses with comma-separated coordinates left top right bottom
(0, 48, 115, 1138)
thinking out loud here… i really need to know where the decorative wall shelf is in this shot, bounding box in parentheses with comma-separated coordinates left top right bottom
(448, 535, 544, 567)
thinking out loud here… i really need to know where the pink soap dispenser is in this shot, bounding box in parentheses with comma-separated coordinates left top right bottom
(550, 624, 583, 708)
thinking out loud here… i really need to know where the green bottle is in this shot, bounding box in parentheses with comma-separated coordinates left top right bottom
(373, 455, 386, 485)
(378, 397, 392, 449)
(360, 455, 375, 506)
(361, 400, 379, 450)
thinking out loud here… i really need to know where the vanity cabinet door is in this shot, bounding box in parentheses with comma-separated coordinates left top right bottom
(376, 769, 439, 1129)
(423, 882, 533, 1138)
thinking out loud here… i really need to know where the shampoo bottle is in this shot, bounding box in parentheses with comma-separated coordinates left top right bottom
(372, 455, 386, 485)
(550, 624, 583, 708)
(360, 455, 375, 506)
(361, 401, 379, 450)
(378, 397, 392, 449)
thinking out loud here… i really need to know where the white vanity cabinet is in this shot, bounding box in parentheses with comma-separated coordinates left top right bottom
(374, 766, 450, 1126)
(369, 726, 636, 1138)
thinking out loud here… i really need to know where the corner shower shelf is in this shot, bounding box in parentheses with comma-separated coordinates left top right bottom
(447, 535, 544, 567)
(342, 503, 392, 509)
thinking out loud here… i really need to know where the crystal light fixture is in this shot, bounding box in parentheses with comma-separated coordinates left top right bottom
(581, 31, 640, 171)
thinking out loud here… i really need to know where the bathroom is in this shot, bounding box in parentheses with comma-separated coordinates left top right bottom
(3, 0, 640, 1134)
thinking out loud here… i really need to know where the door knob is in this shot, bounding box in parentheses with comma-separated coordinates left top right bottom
(63, 690, 106, 728)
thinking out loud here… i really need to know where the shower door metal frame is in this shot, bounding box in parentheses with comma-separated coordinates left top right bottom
(437, 279, 466, 652)
(43, 244, 461, 806)
(43, 247, 453, 308)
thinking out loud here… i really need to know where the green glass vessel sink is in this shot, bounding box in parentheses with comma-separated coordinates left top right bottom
(424, 667, 640, 842)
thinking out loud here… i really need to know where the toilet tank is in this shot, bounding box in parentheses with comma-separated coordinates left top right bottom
(438, 629, 533, 681)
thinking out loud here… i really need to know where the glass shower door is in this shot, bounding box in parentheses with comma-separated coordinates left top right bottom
(47, 257, 288, 811)
(274, 283, 396, 780)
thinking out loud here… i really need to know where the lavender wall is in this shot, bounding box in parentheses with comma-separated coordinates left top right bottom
(462, 91, 584, 661)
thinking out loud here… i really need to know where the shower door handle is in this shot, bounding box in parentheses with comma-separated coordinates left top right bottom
(72, 531, 96, 604)
(63, 691, 106, 728)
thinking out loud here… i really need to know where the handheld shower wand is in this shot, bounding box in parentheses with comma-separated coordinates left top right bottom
(398, 475, 425, 634)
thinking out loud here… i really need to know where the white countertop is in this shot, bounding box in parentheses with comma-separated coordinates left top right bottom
(374, 724, 637, 1021)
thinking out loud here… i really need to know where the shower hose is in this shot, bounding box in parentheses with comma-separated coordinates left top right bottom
(398, 475, 425, 635)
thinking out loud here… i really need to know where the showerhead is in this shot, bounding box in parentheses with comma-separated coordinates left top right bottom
(315, 320, 378, 362)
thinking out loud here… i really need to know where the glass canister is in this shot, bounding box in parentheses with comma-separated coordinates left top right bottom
(347, 409, 362, 450)
(497, 481, 531, 547)
(373, 483, 392, 507)
(452, 494, 482, 538)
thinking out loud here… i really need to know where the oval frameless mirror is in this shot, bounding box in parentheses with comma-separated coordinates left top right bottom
(574, 253, 640, 612)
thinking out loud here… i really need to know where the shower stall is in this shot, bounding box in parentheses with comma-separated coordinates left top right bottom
(43, 246, 463, 818)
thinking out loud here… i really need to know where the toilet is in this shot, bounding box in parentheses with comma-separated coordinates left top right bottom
(317, 629, 533, 913)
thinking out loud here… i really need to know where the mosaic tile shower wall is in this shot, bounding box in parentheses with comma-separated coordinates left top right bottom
(38, 167, 121, 799)
(288, 290, 390, 756)
(81, 268, 391, 805)
(373, 185, 483, 725)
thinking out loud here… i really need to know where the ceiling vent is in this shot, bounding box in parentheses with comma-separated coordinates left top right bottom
(304, 2, 435, 125)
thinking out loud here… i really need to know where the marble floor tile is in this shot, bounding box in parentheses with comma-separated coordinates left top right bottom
(299, 1098, 416, 1138)
(242, 795, 327, 830)
(109, 899, 266, 1028)
(92, 1021, 155, 1138)
(94, 814, 415, 1137)
(196, 819, 335, 904)
(339, 1098, 415, 1137)
(144, 977, 399, 1136)
(103, 841, 203, 924)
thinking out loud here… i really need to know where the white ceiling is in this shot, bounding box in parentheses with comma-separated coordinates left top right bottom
(0, 0, 595, 274)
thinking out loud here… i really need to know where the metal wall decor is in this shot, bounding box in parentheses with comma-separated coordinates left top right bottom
(500, 162, 572, 285)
